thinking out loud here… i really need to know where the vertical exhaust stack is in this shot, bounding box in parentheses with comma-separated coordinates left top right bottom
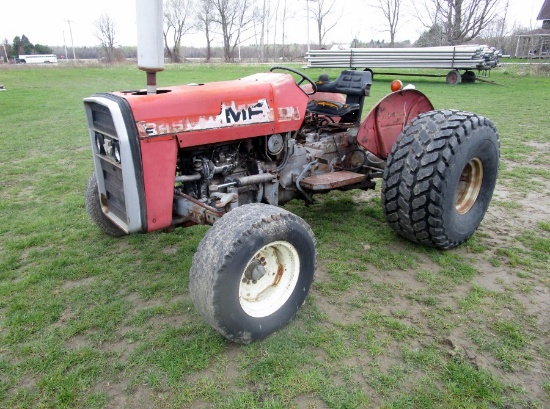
(136, 0, 164, 94)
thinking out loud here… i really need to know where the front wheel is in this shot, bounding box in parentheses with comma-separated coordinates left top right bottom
(381, 110, 499, 249)
(189, 204, 316, 343)
(85, 173, 125, 237)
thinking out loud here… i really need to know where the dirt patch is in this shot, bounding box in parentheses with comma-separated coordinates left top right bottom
(64, 334, 88, 350)
(62, 276, 96, 290)
(92, 380, 156, 409)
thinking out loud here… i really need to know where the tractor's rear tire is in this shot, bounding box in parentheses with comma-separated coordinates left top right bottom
(85, 173, 125, 237)
(381, 110, 499, 249)
(189, 203, 316, 343)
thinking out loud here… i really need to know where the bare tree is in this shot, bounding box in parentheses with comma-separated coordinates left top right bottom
(371, 0, 402, 47)
(250, 0, 268, 61)
(415, 0, 501, 45)
(273, 0, 291, 60)
(479, 0, 508, 42)
(210, 0, 256, 62)
(95, 14, 117, 63)
(254, 0, 290, 61)
(164, 0, 195, 63)
(279, 0, 288, 59)
(196, 0, 215, 61)
(309, 0, 341, 49)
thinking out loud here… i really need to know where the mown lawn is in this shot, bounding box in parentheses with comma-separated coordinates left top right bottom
(0, 62, 549, 408)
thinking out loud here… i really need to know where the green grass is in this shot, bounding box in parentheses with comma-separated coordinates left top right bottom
(1, 62, 549, 408)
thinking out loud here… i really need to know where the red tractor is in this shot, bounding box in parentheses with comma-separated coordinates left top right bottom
(84, 58, 500, 342)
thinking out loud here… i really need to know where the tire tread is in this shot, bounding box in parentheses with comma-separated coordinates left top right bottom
(85, 173, 125, 237)
(381, 110, 499, 249)
(189, 203, 316, 343)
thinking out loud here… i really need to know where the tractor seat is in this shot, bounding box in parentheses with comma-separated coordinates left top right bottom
(306, 100, 360, 117)
(305, 70, 373, 122)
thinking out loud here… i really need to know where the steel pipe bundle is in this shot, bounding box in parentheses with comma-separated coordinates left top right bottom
(306, 45, 501, 70)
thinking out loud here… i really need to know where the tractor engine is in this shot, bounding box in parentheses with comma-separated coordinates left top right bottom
(172, 116, 369, 226)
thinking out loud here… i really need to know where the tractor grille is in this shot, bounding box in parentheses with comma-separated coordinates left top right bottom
(88, 102, 127, 223)
(98, 155, 126, 221)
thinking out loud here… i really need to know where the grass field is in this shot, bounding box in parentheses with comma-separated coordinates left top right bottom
(0, 62, 549, 408)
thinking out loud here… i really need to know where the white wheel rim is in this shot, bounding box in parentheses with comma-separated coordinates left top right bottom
(239, 241, 300, 318)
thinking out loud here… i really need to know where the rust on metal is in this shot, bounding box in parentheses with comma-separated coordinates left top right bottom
(100, 193, 109, 207)
(456, 157, 483, 214)
(273, 263, 284, 286)
(299, 170, 367, 190)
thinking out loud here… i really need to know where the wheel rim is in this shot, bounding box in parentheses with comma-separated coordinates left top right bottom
(239, 241, 300, 318)
(446, 70, 461, 85)
(456, 157, 483, 214)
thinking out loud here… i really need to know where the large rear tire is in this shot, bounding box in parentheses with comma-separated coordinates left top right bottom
(381, 110, 499, 249)
(85, 173, 125, 237)
(189, 203, 316, 343)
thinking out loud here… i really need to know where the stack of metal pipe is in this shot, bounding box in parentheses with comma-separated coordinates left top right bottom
(305, 45, 501, 70)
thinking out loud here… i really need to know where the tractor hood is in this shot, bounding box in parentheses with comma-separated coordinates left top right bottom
(113, 72, 309, 148)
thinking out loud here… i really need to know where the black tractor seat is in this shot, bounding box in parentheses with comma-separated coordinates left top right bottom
(306, 70, 373, 123)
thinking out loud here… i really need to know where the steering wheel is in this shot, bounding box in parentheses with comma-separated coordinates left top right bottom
(270, 66, 317, 95)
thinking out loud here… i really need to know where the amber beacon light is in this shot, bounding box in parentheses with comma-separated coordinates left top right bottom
(390, 79, 403, 92)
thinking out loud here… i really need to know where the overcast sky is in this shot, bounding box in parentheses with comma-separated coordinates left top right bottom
(1, 0, 544, 49)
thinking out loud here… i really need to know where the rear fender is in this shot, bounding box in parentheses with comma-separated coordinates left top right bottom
(357, 90, 434, 159)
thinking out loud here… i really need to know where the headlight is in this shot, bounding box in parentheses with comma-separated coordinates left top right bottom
(113, 141, 121, 163)
(95, 133, 105, 154)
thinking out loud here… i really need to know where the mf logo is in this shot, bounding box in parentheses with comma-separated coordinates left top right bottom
(135, 99, 274, 137)
(225, 101, 266, 124)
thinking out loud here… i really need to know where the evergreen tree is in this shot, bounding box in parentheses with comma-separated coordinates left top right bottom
(11, 35, 50, 56)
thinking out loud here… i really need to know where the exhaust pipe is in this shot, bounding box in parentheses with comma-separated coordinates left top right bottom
(136, 0, 164, 94)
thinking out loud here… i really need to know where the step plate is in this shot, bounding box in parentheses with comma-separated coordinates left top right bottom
(300, 171, 367, 191)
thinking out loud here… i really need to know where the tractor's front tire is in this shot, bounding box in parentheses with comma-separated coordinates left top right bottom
(85, 173, 125, 237)
(381, 110, 499, 249)
(189, 203, 316, 343)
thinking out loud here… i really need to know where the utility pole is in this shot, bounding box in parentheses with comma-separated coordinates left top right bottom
(306, 0, 310, 52)
(65, 20, 77, 62)
(306, 0, 317, 52)
(2, 42, 8, 63)
(63, 31, 68, 62)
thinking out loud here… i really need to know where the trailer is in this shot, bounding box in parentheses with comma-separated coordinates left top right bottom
(305, 45, 501, 84)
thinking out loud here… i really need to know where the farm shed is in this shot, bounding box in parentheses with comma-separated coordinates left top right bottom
(515, 29, 550, 58)
(514, 0, 550, 57)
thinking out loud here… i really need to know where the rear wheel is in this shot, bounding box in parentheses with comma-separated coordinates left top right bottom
(381, 110, 499, 249)
(462, 70, 476, 83)
(189, 203, 316, 343)
(85, 173, 125, 237)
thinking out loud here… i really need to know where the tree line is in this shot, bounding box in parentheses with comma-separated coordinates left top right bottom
(1, 0, 536, 63)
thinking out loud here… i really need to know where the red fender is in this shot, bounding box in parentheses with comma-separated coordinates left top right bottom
(357, 90, 434, 159)
(140, 136, 178, 232)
